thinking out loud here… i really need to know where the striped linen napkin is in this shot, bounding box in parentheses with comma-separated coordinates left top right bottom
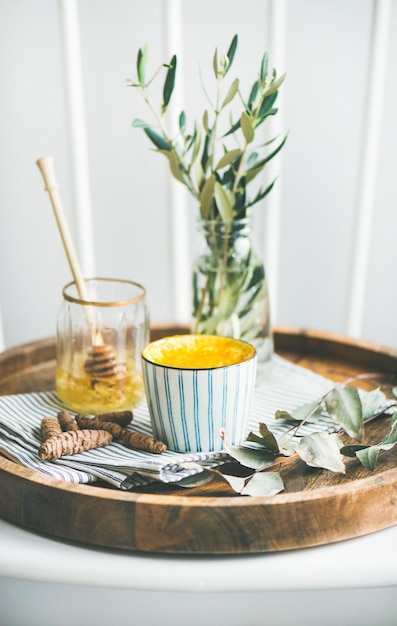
(0, 355, 337, 490)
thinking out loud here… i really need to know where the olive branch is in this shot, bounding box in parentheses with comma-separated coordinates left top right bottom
(126, 34, 287, 221)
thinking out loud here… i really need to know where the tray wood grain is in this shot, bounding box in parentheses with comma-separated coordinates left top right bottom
(1, 326, 397, 554)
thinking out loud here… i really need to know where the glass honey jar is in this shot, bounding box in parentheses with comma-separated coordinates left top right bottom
(56, 278, 149, 414)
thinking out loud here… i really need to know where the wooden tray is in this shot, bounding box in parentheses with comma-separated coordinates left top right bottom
(1, 326, 397, 554)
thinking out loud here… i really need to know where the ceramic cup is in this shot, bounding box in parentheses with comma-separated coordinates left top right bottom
(141, 334, 257, 452)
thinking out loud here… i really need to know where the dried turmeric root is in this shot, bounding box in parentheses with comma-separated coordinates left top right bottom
(41, 417, 63, 441)
(75, 413, 123, 438)
(38, 429, 113, 461)
(57, 409, 79, 432)
(122, 429, 167, 454)
(95, 410, 133, 427)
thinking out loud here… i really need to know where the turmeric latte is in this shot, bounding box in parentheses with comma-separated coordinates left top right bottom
(142, 335, 256, 369)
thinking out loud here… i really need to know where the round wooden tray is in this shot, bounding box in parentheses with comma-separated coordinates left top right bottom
(1, 326, 397, 554)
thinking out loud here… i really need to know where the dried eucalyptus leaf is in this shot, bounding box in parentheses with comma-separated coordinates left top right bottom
(224, 440, 276, 470)
(246, 422, 279, 452)
(217, 472, 246, 493)
(176, 470, 215, 488)
(361, 387, 387, 420)
(356, 446, 383, 471)
(277, 440, 296, 457)
(358, 419, 397, 470)
(241, 471, 284, 497)
(325, 386, 363, 441)
(275, 409, 294, 420)
(296, 432, 345, 474)
(276, 401, 323, 423)
(292, 401, 324, 422)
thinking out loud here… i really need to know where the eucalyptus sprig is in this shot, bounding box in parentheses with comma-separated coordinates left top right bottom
(177, 377, 397, 497)
(126, 34, 287, 221)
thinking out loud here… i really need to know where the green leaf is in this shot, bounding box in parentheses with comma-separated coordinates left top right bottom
(240, 111, 254, 144)
(179, 111, 186, 133)
(245, 133, 288, 182)
(241, 471, 284, 497)
(225, 34, 238, 75)
(202, 110, 210, 135)
(215, 148, 241, 171)
(212, 47, 219, 78)
(191, 123, 202, 163)
(162, 54, 177, 111)
(143, 127, 171, 151)
(260, 51, 268, 83)
(246, 422, 279, 452)
(214, 181, 234, 221)
(137, 44, 148, 84)
(222, 118, 241, 138)
(246, 178, 277, 208)
(221, 78, 239, 109)
(339, 443, 368, 458)
(199, 174, 215, 219)
(296, 432, 346, 473)
(325, 386, 363, 441)
(168, 149, 184, 183)
(264, 72, 286, 96)
(257, 92, 278, 119)
(131, 118, 152, 129)
(248, 81, 259, 108)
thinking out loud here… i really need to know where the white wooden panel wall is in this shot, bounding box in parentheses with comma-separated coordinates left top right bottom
(0, 0, 396, 352)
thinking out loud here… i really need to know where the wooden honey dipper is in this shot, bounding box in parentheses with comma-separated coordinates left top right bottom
(84, 344, 126, 379)
(36, 156, 124, 381)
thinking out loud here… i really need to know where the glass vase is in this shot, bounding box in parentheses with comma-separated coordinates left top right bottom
(192, 218, 273, 370)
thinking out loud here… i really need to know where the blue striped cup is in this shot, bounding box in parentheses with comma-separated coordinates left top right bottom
(141, 335, 257, 452)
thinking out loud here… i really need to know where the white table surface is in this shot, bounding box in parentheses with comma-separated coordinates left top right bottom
(1, 515, 397, 626)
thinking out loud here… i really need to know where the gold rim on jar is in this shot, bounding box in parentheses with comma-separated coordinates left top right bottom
(62, 277, 147, 307)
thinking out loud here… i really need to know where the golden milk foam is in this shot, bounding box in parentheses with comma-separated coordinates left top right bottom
(142, 334, 256, 369)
